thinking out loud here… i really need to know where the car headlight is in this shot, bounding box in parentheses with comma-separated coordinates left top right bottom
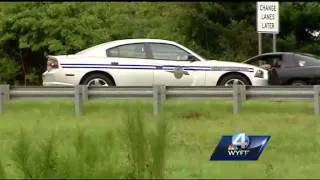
(254, 70, 264, 78)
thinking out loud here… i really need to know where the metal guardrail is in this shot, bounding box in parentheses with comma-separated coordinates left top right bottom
(0, 84, 320, 116)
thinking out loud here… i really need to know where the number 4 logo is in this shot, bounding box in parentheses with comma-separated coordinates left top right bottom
(232, 133, 249, 149)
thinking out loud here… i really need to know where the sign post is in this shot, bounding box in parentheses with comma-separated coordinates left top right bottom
(256, 1, 279, 53)
(258, 33, 262, 55)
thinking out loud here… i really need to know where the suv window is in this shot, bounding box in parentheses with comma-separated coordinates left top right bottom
(149, 43, 193, 61)
(106, 43, 146, 59)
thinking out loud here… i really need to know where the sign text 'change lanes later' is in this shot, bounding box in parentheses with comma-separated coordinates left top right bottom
(257, 1, 279, 34)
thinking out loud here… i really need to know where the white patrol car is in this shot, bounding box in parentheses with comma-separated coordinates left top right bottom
(42, 39, 269, 87)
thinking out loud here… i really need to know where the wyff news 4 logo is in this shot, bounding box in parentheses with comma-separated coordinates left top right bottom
(210, 133, 271, 161)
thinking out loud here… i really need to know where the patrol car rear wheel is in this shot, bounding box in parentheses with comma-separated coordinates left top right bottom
(218, 74, 250, 86)
(81, 74, 115, 87)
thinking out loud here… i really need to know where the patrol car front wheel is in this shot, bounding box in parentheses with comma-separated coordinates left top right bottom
(81, 74, 115, 87)
(218, 74, 250, 86)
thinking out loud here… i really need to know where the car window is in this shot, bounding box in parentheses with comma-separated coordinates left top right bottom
(293, 54, 320, 66)
(281, 54, 298, 68)
(251, 56, 276, 66)
(246, 57, 266, 66)
(248, 55, 284, 69)
(149, 43, 193, 61)
(106, 43, 146, 59)
(265, 55, 284, 68)
(298, 53, 320, 59)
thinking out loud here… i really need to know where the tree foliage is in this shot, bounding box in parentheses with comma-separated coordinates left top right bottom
(0, 2, 319, 85)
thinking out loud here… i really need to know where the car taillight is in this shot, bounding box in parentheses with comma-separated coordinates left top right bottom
(47, 58, 59, 70)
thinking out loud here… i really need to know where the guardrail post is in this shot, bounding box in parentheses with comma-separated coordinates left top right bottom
(160, 85, 167, 101)
(240, 85, 246, 102)
(0, 85, 4, 115)
(233, 80, 241, 114)
(153, 85, 162, 116)
(74, 85, 84, 116)
(3, 84, 10, 101)
(314, 85, 320, 115)
(82, 85, 88, 102)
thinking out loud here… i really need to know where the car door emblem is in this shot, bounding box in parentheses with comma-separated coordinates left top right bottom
(167, 67, 190, 79)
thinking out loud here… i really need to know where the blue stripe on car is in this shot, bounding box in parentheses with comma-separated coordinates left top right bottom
(60, 63, 254, 72)
(60, 63, 213, 69)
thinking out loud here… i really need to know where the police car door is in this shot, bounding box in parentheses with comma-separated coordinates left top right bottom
(106, 43, 157, 86)
(148, 43, 203, 86)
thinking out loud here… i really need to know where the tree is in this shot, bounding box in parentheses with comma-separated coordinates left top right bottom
(0, 2, 320, 85)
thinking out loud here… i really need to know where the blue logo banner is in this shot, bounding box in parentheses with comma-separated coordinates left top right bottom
(210, 133, 271, 161)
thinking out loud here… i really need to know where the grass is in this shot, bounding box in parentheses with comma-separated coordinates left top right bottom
(0, 100, 319, 179)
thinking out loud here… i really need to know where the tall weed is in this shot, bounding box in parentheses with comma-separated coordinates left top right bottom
(95, 131, 120, 179)
(64, 128, 119, 179)
(11, 129, 33, 179)
(149, 115, 168, 179)
(124, 108, 150, 179)
(0, 158, 6, 179)
(6, 109, 169, 179)
(9, 127, 120, 179)
(34, 130, 58, 179)
(123, 107, 169, 179)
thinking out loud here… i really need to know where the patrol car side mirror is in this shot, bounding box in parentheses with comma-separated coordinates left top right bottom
(187, 55, 198, 62)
